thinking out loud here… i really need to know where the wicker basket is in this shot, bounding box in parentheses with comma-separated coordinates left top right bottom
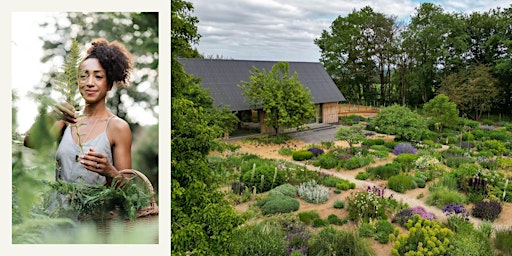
(78, 169, 159, 220)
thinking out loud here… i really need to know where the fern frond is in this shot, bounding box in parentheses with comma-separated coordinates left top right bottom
(52, 38, 83, 111)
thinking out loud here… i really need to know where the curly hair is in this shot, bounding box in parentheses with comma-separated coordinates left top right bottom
(84, 38, 133, 88)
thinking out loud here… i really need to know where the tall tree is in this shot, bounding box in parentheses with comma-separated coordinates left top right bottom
(238, 62, 315, 136)
(401, 3, 450, 104)
(422, 94, 459, 132)
(38, 12, 159, 126)
(439, 65, 499, 120)
(171, 0, 243, 254)
(315, 6, 396, 106)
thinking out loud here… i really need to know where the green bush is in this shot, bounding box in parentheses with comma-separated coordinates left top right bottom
(358, 221, 375, 238)
(241, 164, 286, 193)
(292, 150, 314, 161)
(260, 196, 300, 215)
(426, 187, 468, 209)
(372, 104, 428, 141)
(320, 175, 344, 187)
(362, 139, 385, 147)
(335, 180, 356, 190)
(445, 156, 475, 168)
(313, 152, 338, 169)
(333, 189, 342, 194)
(278, 147, 294, 156)
(312, 218, 329, 227)
(271, 183, 297, 197)
(308, 226, 375, 256)
(393, 153, 419, 171)
(413, 176, 426, 188)
(375, 219, 394, 244)
(327, 214, 347, 226)
(298, 210, 321, 225)
(388, 174, 416, 193)
(451, 232, 494, 256)
(355, 171, 369, 180)
(344, 156, 373, 170)
(477, 139, 507, 155)
(494, 227, 512, 255)
(234, 219, 287, 256)
(366, 163, 401, 179)
(333, 200, 344, 209)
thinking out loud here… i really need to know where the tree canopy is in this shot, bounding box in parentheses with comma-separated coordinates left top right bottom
(422, 94, 459, 132)
(239, 62, 315, 136)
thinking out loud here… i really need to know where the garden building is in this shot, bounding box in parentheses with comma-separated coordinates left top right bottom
(178, 58, 345, 136)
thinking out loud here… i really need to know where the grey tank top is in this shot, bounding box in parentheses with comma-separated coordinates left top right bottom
(55, 116, 116, 185)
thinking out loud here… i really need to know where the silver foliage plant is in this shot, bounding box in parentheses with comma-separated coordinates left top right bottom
(296, 180, 329, 204)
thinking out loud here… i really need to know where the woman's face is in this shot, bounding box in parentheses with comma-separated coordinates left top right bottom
(79, 58, 109, 104)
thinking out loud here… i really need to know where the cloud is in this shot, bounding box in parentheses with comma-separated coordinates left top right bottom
(190, 0, 512, 62)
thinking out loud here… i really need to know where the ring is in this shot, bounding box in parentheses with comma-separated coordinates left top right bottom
(96, 163, 100, 169)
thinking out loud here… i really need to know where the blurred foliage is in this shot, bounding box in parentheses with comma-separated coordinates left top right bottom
(132, 124, 159, 191)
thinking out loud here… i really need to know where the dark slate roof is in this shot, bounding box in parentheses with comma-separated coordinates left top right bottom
(178, 58, 346, 111)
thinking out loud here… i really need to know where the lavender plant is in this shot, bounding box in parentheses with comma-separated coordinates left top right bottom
(393, 143, 417, 155)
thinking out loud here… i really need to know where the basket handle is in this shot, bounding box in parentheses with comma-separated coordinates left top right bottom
(119, 169, 159, 214)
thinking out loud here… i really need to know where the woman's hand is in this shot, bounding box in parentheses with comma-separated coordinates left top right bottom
(80, 147, 119, 179)
(53, 102, 77, 124)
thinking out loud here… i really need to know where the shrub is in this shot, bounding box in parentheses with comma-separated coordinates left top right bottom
(320, 175, 344, 188)
(259, 195, 300, 215)
(445, 156, 475, 168)
(393, 153, 420, 171)
(312, 218, 328, 227)
(410, 206, 435, 220)
(414, 155, 440, 169)
(451, 231, 493, 256)
(335, 180, 356, 190)
(392, 209, 414, 227)
(292, 150, 314, 161)
(375, 219, 394, 244)
(278, 147, 294, 156)
(358, 221, 375, 238)
(346, 186, 394, 221)
(313, 152, 338, 169)
(391, 215, 455, 256)
(471, 200, 502, 221)
(388, 174, 416, 193)
(414, 176, 426, 188)
(272, 183, 298, 197)
(393, 143, 418, 155)
(477, 139, 507, 155)
(477, 220, 494, 238)
(494, 227, 512, 255)
(355, 171, 369, 180)
(284, 223, 311, 255)
(373, 104, 428, 141)
(362, 139, 385, 147)
(296, 180, 329, 204)
(443, 202, 471, 232)
(366, 163, 401, 179)
(344, 156, 373, 170)
(298, 210, 321, 225)
(426, 187, 467, 209)
(241, 164, 286, 193)
(333, 200, 344, 209)
(307, 147, 324, 157)
(235, 219, 287, 256)
(308, 226, 375, 256)
(333, 189, 342, 194)
(327, 214, 347, 226)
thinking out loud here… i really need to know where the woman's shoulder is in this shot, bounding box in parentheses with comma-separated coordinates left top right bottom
(107, 116, 131, 134)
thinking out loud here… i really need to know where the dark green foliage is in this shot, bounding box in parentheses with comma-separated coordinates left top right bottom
(48, 177, 152, 220)
(362, 139, 385, 147)
(366, 163, 401, 179)
(414, 176, 426, 188)
(375, 219, 394, 244)
(388, 174, 417, 193)
(312, 218, 329, 227)
(241, 164, 285, 193)
(313, 151, 339, 169)
(308, 226, 375, 256)
(298, 210, 321, 225)
(340, 114, 366, 125)
(327, 214, 347, 226)
(471, 200, 502, 221)
(319, 175, 344, 187)
(292, 150, 314, 161)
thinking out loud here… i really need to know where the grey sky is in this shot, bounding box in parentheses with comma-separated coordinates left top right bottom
(191, 0, 512, 62)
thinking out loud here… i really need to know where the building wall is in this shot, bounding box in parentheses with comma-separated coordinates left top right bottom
(322, 102, 339, 123)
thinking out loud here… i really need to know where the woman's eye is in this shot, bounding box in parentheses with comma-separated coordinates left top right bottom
(96, 76, 103, 79)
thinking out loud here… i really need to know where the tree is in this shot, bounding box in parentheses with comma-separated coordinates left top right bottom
(422, 94, 459, 132)
(238, 62, 315, 136)
(171, 0, 243, 254)
(315, 6, 396, 106)
(439, 65, 499, 120)
(373, 104, 428, 141)
(38, 12, 159, 127)
(335, 123, 366, 154)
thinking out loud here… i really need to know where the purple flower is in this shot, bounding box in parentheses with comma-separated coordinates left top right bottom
(393, 143, 418, 155)
(307, 148, 324, 157)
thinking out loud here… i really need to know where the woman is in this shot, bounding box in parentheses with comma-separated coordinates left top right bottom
(24, 38, 133, 186)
